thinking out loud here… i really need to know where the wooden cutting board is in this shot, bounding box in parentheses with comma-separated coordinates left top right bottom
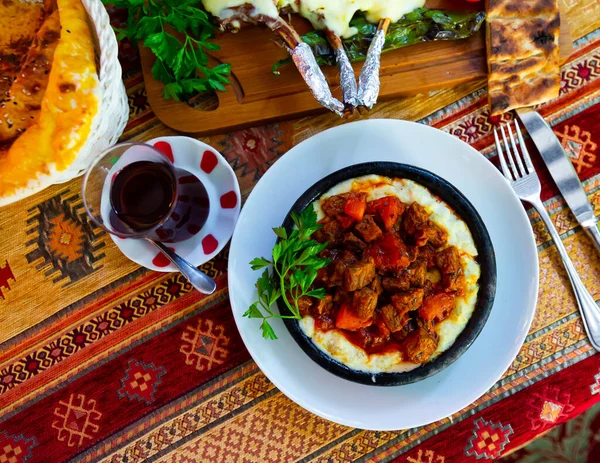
(140, 0, 573, 135)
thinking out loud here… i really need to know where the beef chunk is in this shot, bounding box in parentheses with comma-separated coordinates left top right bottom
(403, 202, 430, 240)
(296, 295, 313, 317)
(382, 275, 410, 293)
(312, 294, 333, 317)
(369, 274, 383, 295)
(380, 304, 407, 332)
(314, 218, 343, 245)
(352, 287, 378, 320)
(321, 193, 350, 217)
(392, 318, 417, 342)
(442, 269, 465, 294)
(407, 259, 427, 288)
(407, 245, 419, 263)
(436, 247, 461, 274)
(383, 259, 426, 292)
(403, 202, 448, 247)
(343, 232, 366, 253)
(424, 221, 448, 248)
(355, 215, 383, 243)
(435, 247, 462, 292)
(419, 244, 438, 269)
(330, 251, 357, 287)
(404, 323, 438, 363)
(391, 288, 425, 317)
(423, 279, 435, 298)
(418, 292, 456, 322)
(344, 257, 376, 291)
(371, 313, 392, 350)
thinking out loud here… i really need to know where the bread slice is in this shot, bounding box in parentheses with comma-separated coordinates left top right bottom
(0, 0, 46, 99)
(0, 0, 100, 205)
(486, 0, 561, 115)
(0, 9, 61, 144)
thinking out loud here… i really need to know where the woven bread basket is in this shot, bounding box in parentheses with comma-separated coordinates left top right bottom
(0, 0, 128, 207)
(51, 0, 129, 183)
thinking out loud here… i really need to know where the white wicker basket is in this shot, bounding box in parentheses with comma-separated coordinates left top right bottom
(52, 0, 129, 183)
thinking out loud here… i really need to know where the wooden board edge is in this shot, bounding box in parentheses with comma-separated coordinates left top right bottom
(142, 11, 574, 136)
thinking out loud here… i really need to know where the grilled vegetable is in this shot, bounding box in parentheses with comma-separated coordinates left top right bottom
(272, 8, 486, 73)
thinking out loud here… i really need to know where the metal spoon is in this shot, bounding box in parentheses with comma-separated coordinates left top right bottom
(147, 239, 217, 295)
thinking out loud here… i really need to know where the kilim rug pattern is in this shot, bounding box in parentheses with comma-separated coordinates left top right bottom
(0, 1, 600, 462)
(501, 401, 600, 462)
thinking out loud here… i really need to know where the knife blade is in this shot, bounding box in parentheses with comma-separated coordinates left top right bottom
(516, 107, 600, 254)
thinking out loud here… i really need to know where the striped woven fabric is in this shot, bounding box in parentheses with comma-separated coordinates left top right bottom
(0, 1, 599, 462)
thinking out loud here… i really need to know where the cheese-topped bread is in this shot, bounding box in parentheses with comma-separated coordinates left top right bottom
(486, 0, 560, 115)
(0, 0, 100, 205)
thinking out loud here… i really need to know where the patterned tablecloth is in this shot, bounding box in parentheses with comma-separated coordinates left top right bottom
(1, 1, 600, 462)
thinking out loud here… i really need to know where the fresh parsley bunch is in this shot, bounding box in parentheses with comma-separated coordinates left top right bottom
(245, 207, 330, 340)
(106, 0, 231, 101)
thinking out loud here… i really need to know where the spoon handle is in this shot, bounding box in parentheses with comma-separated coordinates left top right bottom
(149, 240, 217, 295)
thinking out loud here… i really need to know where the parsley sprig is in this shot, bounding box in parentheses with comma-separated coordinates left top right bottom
(245, 207, 330, 340)
(106, 0, 231, 101)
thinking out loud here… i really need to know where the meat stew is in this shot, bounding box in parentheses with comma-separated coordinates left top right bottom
(308, 192, 468, 364)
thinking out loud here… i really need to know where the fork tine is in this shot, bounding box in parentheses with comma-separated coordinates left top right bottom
(499, 125, 520, 180)
(515, 121, 534, 174)
(507, 122, 526, 177)
(494, 128, 514, 181)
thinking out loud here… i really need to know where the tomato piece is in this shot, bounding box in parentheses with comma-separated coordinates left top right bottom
(366, 198, 382, 214)
(366, 197, 404, 230)
(335, 302, 372, 331)
(344, 193, 367, 222)
(418, 293, 456, 322)
(367, 233, 411, 271)
(336, 214, 355, 230)
(380, 198, 403, 231)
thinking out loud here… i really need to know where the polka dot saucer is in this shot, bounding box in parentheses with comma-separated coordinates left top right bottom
(110, 136, 241, 272)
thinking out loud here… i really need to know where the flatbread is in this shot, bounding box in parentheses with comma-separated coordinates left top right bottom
(486, 0, 561, 115)
(0, 0, 46, 98)
(0, 9, 61, 143)
(0, 0, 100, 205)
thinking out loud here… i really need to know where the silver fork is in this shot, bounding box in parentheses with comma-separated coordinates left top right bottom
(494, 121, 600, 351)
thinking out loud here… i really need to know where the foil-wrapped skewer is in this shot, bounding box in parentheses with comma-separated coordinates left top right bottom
(269, 17, 344, 116)
(324, 29, 358, 116)
(357, 18, 391, 109)
(209, 6, 346, 116)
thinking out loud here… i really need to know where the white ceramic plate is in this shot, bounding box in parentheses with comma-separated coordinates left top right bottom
(228, 120, 539, 430)
(112, 136, 241, 272)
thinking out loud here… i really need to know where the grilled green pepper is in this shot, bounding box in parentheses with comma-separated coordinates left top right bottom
(272, 8, 486, 74)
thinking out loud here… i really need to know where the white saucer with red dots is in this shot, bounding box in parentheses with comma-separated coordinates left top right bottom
(110, 136, 241, 272)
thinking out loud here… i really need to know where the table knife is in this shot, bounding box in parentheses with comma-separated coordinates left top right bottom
(516, 107, 600, 254)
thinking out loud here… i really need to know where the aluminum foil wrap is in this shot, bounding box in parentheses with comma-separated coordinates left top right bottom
(292, 43, 344, 116)
(357, 27, 387, 109)
(334, 47, 359, 109)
